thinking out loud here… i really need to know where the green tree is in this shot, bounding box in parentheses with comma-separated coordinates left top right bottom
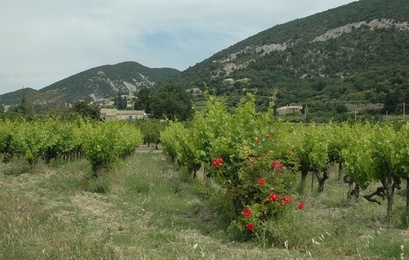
(150, 85, 193, 121)
(9, 95, 33, 115)
(71, 101, 100, 120)
(134, 87, 152, 113)
(114, 93, 127, 110)
(335, 103, 348, 114)
(383, 87, 405, 114)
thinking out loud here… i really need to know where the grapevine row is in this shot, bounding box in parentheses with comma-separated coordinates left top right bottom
(161, 94, 409, 222)
(0, 118, 143, 175)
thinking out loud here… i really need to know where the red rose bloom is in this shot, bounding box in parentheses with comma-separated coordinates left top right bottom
(281, 195, 293, 205)
(271, 159, 283, 172)
(297, 201, 305, 210)
(246, 223, 255, 231)
(269, 192, 279, 202)
(242, 208, 252, 217)
(212, 157, 224, 167)
(283, 195, 293, 202)
(257, 177, 266, 185)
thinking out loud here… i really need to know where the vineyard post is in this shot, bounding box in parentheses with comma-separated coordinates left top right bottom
(354, 107, 358, 121)
(406, 178, 409, 212)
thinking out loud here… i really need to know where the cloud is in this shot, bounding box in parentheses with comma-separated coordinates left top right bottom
(0, 0, 356, 95)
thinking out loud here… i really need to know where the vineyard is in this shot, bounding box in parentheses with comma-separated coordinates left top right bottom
(160, 94, 409, 240)
(1, 95, 409, 258)
(0, 117, 143, 176)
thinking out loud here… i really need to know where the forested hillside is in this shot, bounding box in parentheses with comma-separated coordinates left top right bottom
(171, 0, 409, 120)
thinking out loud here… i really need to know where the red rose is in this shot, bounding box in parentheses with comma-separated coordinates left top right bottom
(246, 223, 255, 231)
(242, 208, 252, 217)
(283, 195, 293, 202)
(269, 193, 279, 202)
(257, 177, 266, 185)
(212, 157, 224, 167)
(281, 195, 293, 205)
(271, 159, 283, 172)
(297, 201, 305, 210)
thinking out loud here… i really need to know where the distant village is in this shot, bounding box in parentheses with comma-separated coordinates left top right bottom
(90, 93, 148, 120)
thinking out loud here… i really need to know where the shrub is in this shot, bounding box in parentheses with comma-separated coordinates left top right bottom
(208, 133, 302, 242)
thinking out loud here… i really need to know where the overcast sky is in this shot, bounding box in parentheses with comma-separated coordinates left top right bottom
(0, 0, 356, 96)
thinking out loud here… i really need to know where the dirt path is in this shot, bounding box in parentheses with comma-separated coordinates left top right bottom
(135, 144, 163, 153)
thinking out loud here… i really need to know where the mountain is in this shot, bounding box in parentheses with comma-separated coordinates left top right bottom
(171, 0, 409, 117)
(0, 61, 180, 105)
(0, 88, 39, 106)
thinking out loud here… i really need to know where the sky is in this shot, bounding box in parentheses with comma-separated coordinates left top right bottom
(0, 0, 357, 96)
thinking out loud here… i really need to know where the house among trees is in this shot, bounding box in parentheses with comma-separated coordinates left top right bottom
(100, 108, 147, 120)
(276, 105, 303, 116)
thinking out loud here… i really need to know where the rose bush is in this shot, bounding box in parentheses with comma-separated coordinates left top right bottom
(161, 93, 306, 244)
(208, 130, 302, 241)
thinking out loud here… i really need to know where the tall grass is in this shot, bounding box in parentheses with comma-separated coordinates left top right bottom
(0, 152, 408, 259)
